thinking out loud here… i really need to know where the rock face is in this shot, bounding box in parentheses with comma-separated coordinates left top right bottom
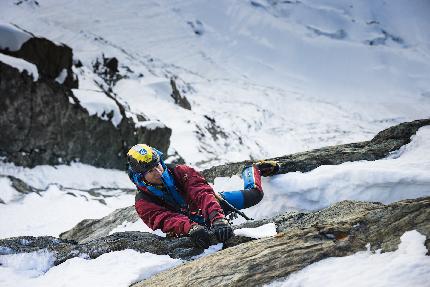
(170, 78, 191, 110)
(1, 35, 77, 89)
(0, 35, 172, 168)
(1, 197, 428, 285)
(59, 206, 139, 243)
(134, 197, 430, 287)
(202, 118, 430, 182)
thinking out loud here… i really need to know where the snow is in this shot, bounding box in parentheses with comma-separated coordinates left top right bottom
(0, 177, 20, 204)
(0, 249, 182, 287)
(54, 68, 67, 84)
(135, 120, 166, 130)
(0, 22, 31, 51)
(72, 89, 123, 126)
(234, 223, 277, 239)
(190, 243, 224, 260)
(0, 184, 133, 238)
(109, 220, 166, 237)
(0, 53, 38, 81)
(0, 161, 136, 238)
(266, 230, 430, 287)
(0, 161, 133, 190)
(0, 250, 56, 279)
(214, 126, 430, 220)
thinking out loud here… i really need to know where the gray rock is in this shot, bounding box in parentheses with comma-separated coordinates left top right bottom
(133, 197, 430, 287)
(59, 206, 139, 243)
(201, 118, 430, 182)
(0, 60, 171, 169)
(170, 77, 191, 110)
(1, 34, 78, 89)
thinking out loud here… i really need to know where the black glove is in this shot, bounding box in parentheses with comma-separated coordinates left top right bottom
(255, 160, 280, 177)
(188, 225, 211, 249)
(212, 218, 233, 242)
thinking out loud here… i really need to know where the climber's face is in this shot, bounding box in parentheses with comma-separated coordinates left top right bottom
(143, 163, 164, 185)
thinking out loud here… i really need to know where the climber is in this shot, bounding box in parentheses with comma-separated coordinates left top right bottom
(126, 144, 279, 249)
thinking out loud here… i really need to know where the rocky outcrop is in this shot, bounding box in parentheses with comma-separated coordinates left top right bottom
(59, 206, 138, 243)
(170, 78, 191, 110)
(0, 36, 172, 168)
(202, 118, 430, 182)
(134, 197, 430, 287)
(1, 33, 77, 89)
(1, 197, 429, 284)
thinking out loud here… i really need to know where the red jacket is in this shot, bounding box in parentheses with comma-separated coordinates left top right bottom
(134, 165, 225, 236)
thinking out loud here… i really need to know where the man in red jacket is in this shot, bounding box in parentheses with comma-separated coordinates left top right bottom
(127, 144, 278, 249)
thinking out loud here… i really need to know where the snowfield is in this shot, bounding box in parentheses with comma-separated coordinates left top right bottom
(1, 0, 429, 286)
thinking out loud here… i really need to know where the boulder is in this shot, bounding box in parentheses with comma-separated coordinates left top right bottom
(1, 32, 78, 89)
(59, 206, 139, 243)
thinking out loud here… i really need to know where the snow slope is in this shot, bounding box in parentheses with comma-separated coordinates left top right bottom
(0, 0, 429, 166)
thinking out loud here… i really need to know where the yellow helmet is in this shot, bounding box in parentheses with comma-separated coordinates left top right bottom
(127, 144, 160, 174)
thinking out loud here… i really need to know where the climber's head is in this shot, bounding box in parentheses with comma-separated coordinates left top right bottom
(127, 144, 164, 185)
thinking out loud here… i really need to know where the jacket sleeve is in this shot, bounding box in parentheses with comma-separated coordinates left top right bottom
(135, 198, 196, 236)
(176, 165, 225, 224)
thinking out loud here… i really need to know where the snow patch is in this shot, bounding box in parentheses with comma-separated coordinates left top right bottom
(72, 89, 122, 126)
(0, 53, 38, 81)
(234, 223, 277, 239)
(54, 68, 67, 84)
(109, 220, 166, 237)
(0, 161, 133, 190)
(0, 250, 181, 287)
(0, 177, 20, 204)
(0, 22, 31, 51)
(0, 184, 134, 238)
(135, 120, 166, 130)
(0, 250, 55, 278)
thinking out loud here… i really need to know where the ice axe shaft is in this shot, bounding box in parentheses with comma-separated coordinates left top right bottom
(214, 192, 254, 221)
